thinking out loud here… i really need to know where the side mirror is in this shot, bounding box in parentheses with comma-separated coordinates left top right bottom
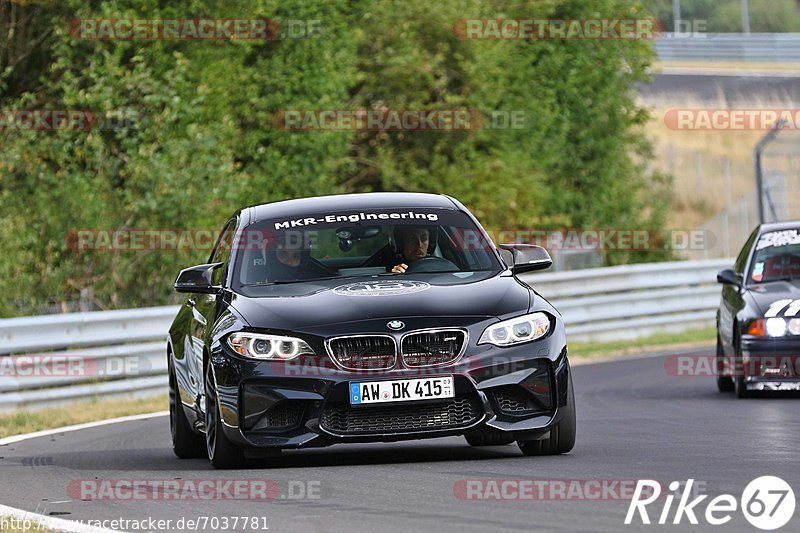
(716, 268, 742, 288)
(498, 244, 553, 274)
(175, 262, 224, 294)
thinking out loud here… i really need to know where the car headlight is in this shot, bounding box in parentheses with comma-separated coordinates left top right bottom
(478, 312, 551, 346)
(227, 332, 314, 360)
(766, 318, 787, 337)
(746, 317, 800, 337)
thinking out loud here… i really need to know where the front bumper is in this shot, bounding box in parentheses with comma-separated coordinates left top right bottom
(737, 336, 800, 391)
(209, 336, 571, 450)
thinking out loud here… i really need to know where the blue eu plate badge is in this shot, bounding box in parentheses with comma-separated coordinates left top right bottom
(350, 382, 361, 404)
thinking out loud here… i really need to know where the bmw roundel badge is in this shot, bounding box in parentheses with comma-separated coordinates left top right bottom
(387, 320, 405, 331)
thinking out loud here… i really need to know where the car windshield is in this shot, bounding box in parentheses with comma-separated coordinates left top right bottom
(749, 229, 800, 283)
(232, 208, 502, 288)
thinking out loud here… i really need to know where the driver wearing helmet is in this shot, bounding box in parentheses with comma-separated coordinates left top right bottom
(391, 226, 433, 273)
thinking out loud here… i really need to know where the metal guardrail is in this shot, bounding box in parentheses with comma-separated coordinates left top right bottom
(655, 33, 800, 63)
(521, 258, 732, 343)
(0, 307, 178, 411)
(0, 259, 732, 411)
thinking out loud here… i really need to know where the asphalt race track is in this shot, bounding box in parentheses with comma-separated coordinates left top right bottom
(1, 350, 798, 533)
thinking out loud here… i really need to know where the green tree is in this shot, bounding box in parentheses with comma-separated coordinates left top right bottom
(1, 0, 670, 316)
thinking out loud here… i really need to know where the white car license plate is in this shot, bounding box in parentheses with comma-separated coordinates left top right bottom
(349, 376, 454, 405)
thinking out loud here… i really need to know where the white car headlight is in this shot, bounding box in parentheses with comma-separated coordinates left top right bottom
(478, 312, 551, 347)
(227, 332, 314, 360)
(766, 317, 787, 337)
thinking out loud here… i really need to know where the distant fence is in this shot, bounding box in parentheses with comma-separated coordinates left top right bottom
(695, 122, 800, 261)
(757, 125, 800, 222)
(655, 33, 800, 62)
(0, 259, 732, 411)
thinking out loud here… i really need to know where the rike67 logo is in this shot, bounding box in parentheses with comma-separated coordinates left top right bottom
(625, 477, 795, 530)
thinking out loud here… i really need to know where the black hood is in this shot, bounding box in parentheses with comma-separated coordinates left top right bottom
(229, 271, 531, 331)
(745, 279, 800, 316)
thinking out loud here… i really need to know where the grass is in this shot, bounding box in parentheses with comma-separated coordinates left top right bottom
(0, 394, 166, 439)
(569, 327, 715, 362)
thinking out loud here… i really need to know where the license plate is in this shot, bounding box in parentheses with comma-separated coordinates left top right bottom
(349, 376, 454, 405)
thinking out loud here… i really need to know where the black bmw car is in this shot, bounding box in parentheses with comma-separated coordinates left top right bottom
(167, 192, 575, 468)
(716, 221, 800, 397)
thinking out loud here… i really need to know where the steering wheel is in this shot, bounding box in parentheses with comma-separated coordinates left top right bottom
(404, 256, 459, 273)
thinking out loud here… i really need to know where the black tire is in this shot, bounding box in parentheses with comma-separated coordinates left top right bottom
(734, 374, 751, 399)
(716, 335, 734, 393)
(169, 362, 206, 459)
(732, 334, 751, 399)
(465, 433, 515, 446)
(518, 371, 576, 456)
(205, 362, 247, 469)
